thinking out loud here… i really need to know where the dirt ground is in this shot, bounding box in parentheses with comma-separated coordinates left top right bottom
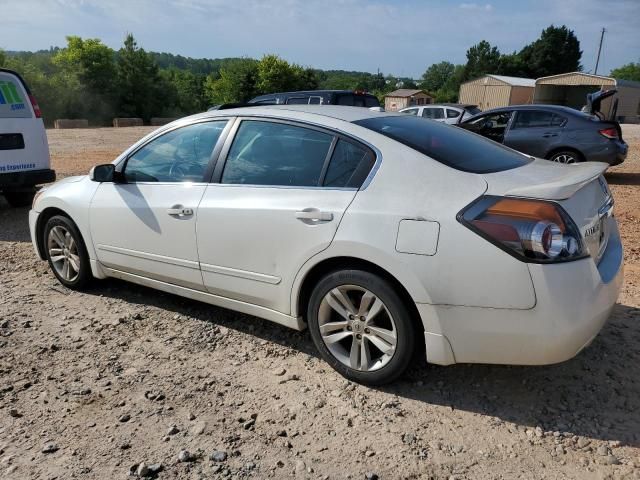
(1, 125, 639, 480)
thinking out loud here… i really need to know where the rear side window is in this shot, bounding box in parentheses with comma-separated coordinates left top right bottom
(286, 97, 309, 105)
(354, 115, 531, 173)
(323, 139, 375, 188)
(446, 109, 461, 118)
(222, 120, 333, 187)
(422, 108, 444, 119)
(513, 110, 566, 129)
(0, 74, 31, 119)
(402, 108, 419, 116)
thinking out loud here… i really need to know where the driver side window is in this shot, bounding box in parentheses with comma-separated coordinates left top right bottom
(124, 121, 227, 183)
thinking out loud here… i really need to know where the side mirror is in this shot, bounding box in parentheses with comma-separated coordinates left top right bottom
(90, 164, 123, 183)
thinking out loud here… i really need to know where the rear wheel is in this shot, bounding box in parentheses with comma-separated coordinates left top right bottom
(44, 215, 92, 290)
(4, 189, 36, 207)
(307, 269, 415, 385)
(548, 150, 582, 164)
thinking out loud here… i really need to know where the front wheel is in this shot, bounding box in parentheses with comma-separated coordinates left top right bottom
(44, 215, 92, 290)
(307, 270, 416, 385)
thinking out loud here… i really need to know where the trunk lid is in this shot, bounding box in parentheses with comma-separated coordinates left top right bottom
(484, 159, 613, 263)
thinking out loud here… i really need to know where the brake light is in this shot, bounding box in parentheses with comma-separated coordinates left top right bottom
(599, 127, 618, 139)
(459, 196, 587, 263)
(28, 94, 42, 118)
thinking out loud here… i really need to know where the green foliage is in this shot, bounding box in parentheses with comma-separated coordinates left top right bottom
(464, 40, 501, 81)
(0, 49, 6, 67)
(518, 25, 581, 78)
(610, 62, 640, 82)
(204, 58, 258, 104)
(420, 61, 455, 93)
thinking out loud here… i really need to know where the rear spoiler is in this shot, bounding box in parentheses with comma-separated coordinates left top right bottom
(505, 161, 608, 200)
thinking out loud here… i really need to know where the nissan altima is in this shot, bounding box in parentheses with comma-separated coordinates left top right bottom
(29, 105, 623, 385)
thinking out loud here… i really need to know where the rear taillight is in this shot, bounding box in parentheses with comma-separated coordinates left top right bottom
(459, 196, 588, 263)
(28, 94, 42, 118)
(599, 127, 618, 139)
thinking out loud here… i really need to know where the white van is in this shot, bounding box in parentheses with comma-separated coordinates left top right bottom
(0, 68, 55, 207)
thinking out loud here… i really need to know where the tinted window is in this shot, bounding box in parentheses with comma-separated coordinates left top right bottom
(550, 114, 567, 127)
(365, 96, 380, 108)
(286, 97, 309, 105)
(512, 110, 556, 129)
(446, 109, 461, 118)
(308, 96, 322, 105)
(124, 121, 227, 182)
(402, 108, 419, 116)
(222, 121, 333, 187)
(422, 108, 444, 119)
(336, 94, 355, 106)
(323, 139, 375, 188)
(465, 106, 481, 115)
(0, 75, 31, 119)
(354, 115, 530, 173)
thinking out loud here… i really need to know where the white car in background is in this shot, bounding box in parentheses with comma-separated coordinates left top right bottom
(29, 105, 622, 385)
(0, 68, 55, 206)
(399, 103, 481, 124)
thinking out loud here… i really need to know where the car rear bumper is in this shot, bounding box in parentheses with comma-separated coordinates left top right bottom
(419, 219, 624, 366)
(0, 168, 56, 189)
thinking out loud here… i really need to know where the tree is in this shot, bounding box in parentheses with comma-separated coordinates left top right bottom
(420, 61, 455, 93)
(610, 62, 640, 82)
(0, 49, 6, 67)
(204, 58, 259, 104)
(464, 40, 501, 81)
(518, 25, 582, 77)
(116, 34, 166, 120)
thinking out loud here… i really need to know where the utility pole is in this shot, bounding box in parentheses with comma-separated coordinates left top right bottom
(594, 27, 605, 75)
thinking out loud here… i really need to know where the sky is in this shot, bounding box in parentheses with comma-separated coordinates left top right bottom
(0, 0, 638, 78)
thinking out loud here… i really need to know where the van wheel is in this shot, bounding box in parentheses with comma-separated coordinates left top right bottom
(307, 269, 415, 385)
(44, 215, 92, 290)
(4, 190, 35, 208)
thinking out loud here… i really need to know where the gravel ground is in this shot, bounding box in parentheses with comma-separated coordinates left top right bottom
(1, 125, 639, 480)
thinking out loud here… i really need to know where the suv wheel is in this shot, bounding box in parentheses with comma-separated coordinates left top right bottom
(307, 269, 416, 385)
(44, 215, 92, 289)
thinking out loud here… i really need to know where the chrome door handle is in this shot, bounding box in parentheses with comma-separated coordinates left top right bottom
(167, 206, 193, 217)
(542, 132, 558, 138)
(295, 208, 333, 223)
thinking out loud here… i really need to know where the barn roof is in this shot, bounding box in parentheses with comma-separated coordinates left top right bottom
(384, 89, 430, 98)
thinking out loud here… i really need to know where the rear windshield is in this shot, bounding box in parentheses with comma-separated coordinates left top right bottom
(0, 73, 32, 119)
(465, 106, 481, 115)
(353, 115, 531, 173)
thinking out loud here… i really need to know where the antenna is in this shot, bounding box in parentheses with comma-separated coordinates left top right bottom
(594, 27, 605, 75)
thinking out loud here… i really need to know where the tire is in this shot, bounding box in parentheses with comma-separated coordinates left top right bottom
(4, 190, 35, 208)
(307, 269, 416, 385)
(43, 215, 92, 290)
(548, 150, 582, 164)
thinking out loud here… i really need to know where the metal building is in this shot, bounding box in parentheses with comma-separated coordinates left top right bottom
(458, 75, 535, 110)
(534, 72, 640, 123)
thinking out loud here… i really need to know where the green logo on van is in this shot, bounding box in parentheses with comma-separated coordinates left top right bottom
(0, 81, 24, 105)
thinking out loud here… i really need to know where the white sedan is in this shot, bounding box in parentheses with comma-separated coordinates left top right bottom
(29, 105, 623, 385)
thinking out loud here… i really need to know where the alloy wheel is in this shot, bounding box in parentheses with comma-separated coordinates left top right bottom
(318, 285, 397, 372)
(551, 153, 577, 164)
(47, 225, 81, 282)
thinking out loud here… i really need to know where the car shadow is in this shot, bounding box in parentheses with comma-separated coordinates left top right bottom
(0, 199, 31, 242)
(81, 277, 639, 447)
(605, 171, 640, 186)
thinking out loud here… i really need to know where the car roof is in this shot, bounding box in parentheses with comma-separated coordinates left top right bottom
(252, 90, 377, 97)
(478, 104, 582, 115)
(187, 104, 391, 123)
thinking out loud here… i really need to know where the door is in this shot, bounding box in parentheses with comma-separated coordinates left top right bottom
(504, 110, 566, 158)
(444, 108, 462, 125)
(460, 111, 514, 144)
(196, 119, 376, 314)
(90, 120, 230, 290)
